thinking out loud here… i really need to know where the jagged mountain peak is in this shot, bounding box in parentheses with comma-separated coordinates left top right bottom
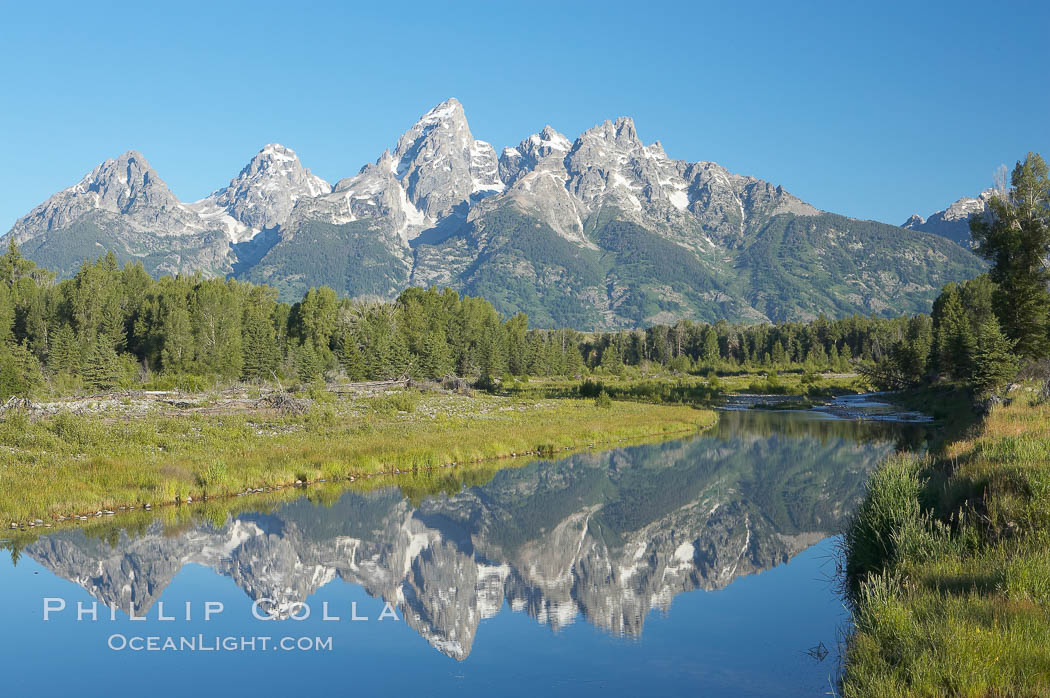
(387, 97, 500, 220)
(902, 187, 996, 246)
(76, 150, 166, 200)
(498, 125, 573, 185)
(415, 97, 465, 125)
(8, 148, 201, 245)
(646, 140, 668, 159)
(393, 98, 471, 173)
(527, 126, 573, 154)
(239, 143, 324, 181)
(189, 142, 331, 239)
(578, 116, 642, 149)
(257, 142, 297, 159)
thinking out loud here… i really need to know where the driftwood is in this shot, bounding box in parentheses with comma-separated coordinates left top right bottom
(440, 375, 474, 395)
(256, 392, 311, 415)
(0, 396, 34, 411)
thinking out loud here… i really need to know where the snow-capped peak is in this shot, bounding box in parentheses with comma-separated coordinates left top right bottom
(257, 143, 298, 162)
(416, 97, 464, 126)
(192, 143, 332, 240)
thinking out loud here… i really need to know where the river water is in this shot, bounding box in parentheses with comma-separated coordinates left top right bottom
(0, 402, 928, 697)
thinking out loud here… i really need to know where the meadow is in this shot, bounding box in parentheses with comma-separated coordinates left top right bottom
(842, 386, 1050, 696)
(0, 385, 716, 526)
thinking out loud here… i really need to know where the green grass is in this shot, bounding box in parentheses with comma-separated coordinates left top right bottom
(842, 388, 1050, 696)
(503, 370, 865, 404)
(0, 390, 716, 525)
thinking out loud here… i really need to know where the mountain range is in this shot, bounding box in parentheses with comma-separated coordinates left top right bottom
(4, 99, 984, 329)
(902, 188, 994, 247)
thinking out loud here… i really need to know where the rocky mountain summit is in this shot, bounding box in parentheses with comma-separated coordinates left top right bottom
(188, 143, 331, 242)
(903, 188, 996, 246)
(6, 98, 983, 327)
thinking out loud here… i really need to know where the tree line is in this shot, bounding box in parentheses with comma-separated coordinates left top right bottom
(0, 238, 919, 400)
(0, 245, 594, 398)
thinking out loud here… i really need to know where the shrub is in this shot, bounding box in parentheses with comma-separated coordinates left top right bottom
(843, 453, 937, 598)
(175, 375, 212, 393)
(578, 378, 605, 398)
(307, 380, 335, 404)
(47, 411, 99, 450)
(474, 374, 500, 394)
(368, 389, 421, 415)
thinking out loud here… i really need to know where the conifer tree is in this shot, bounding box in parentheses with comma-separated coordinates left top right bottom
(0, 240, 37, 287)
(0, 283, 14, 345)
(295, 341, 324, 382)
(160, 303, 194, 374)
(806, 343, 828, 368)
(0, 341, 43, 399)
(477, 320, 507, 379)
(771, 341, 786, 366)
(971, 318, 1019, 395)
(600, 343, 624, 375)
(700, 326, 720, 364)
(418, 327, 452, 378)
(839, 343, 853, 371)
(932, 285, 976, 380)
(83, 336, 121, 390)
(504, 313, 529, 375)
(294, 286, 339, 360)
(241, 287, 279, 381)
(971, 152, 1050, 359)
(338, 330, 365, 381)
(50, 325, 80, 375)
(563, 336, 584, 377)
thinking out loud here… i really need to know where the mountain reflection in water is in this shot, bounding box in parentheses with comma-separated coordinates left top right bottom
(18, 409, 924, 660)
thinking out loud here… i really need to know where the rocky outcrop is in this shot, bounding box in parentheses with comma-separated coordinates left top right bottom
(903, 188, 996, 246)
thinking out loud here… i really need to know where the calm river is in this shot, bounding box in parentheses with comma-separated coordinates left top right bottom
(0, 403, 928, 697)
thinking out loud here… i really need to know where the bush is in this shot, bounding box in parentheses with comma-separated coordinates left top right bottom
(307, 380, 335, 404)
(47, 411, 99, 450)
(594, 391, 613, 409)
(578, 378, 605, 398)
(175, 375, 213, 393)
(194, 461, 230, 495)
(748, 371, 787, 395)
(368, 389, 421, 415)
(474, 374, 500, 394)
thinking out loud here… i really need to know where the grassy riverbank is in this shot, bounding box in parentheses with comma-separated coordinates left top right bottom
(842, 388, 1050, 696)
(503, 370, 864, 402)
(0, 388, 716, 526)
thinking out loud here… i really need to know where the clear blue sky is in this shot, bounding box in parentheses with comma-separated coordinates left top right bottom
(1, 0, 1047, 231)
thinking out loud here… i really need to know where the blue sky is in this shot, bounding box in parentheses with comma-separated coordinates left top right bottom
(1, 0, 1047, 230)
